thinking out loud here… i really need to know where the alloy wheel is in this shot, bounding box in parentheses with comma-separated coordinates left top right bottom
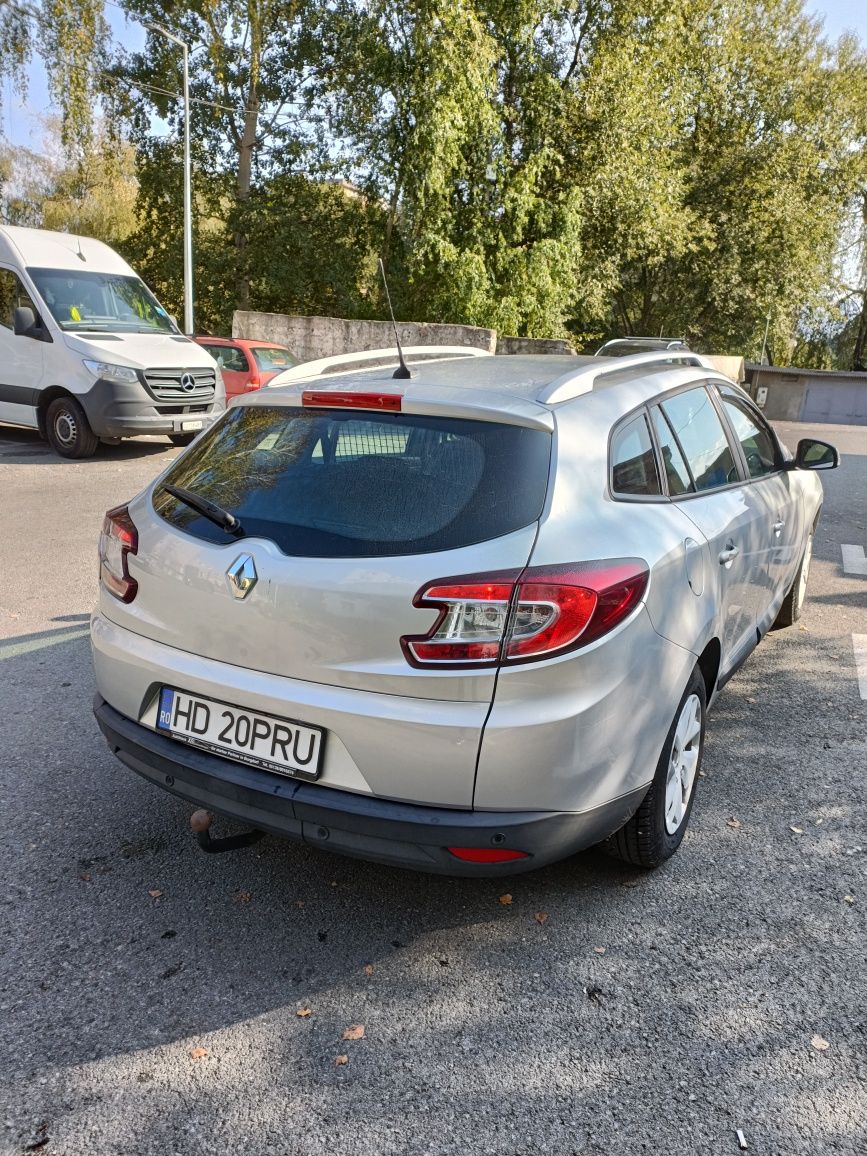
(664, 693, 702, 835)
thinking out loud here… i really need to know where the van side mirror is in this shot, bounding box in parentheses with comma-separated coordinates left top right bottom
(13, 306, 50, 341)
(794, 438, 839, 470)
(14, 306, 36, 336)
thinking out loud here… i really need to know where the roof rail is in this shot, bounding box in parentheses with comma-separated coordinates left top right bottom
(539, 351, 713, 405)
(268, 345, 492, 386)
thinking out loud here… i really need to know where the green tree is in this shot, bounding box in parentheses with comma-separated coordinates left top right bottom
(1, 119, 137, 245)
(320, 0, 584, 337)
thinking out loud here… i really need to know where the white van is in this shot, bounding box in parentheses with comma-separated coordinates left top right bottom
(0, 225, 225, 457)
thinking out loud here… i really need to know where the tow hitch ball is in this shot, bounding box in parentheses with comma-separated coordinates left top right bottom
(190, 809, 265, 854)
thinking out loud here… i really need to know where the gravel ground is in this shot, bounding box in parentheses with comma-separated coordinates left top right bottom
(0, 421, 865, 1156)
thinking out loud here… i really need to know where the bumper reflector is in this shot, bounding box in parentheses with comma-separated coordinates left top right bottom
(447, 847, 529, 863)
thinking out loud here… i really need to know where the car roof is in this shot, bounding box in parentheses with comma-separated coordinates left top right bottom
(195, 336, 289, 349)
(240, 350, 723, 431)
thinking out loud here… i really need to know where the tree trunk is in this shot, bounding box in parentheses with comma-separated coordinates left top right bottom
(234, 97, 259, 311)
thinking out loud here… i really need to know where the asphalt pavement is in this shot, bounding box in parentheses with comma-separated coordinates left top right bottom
(0, 420, 865, 1156)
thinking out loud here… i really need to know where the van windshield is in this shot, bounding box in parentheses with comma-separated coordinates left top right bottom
(28, 268, 177, 334)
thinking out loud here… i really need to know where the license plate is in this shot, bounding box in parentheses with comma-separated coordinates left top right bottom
(181, 420, 203, 432)
(156, 688, 324, 780)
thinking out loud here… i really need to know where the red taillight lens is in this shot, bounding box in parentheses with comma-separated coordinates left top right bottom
(401, 560, 648, 668)
(447, 847, 529, 863)
(302, 390, 402, 411)
(98, 504, 138, 602)
(505, 560, 648, 661)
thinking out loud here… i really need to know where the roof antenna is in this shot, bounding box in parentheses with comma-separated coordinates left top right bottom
(75, 235, 86, 262)
(378, 258, 412, 380)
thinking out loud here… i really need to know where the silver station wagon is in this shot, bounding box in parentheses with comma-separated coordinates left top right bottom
(92, 348, 838, 874)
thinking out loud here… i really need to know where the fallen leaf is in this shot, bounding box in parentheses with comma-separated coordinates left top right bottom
(746, 696, 757, 704)
(363, 964, 374, 976)
(790, 826, 804, 834)
(498, 893, 513, 906)
(296, 1008, 312, 1018)
(148, 889, 163, 898)
(726, 818, 741, 829)
(79, 872, 92, 882)
(190, 1047, 208, 1059)
(844, 895, 855, 904)
(697, 770, 707, 778)
(342, 1024, 365, 1041)
(534, 911, 548, 924)
(593, 946, 606, 954)
(234, 890, 252, 903)
(811, 1034, 830, 1052)
(296, 900, 305, 908)
(335, 1054, 348, 1066)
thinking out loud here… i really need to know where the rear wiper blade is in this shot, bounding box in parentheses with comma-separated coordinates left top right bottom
(162, 483, 244, 536)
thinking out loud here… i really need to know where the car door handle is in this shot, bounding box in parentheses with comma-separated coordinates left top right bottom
(773, 520, 785, 535)
(718, 543, 739, 565)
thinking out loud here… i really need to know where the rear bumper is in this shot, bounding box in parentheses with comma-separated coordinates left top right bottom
(94, 697, 646, 876)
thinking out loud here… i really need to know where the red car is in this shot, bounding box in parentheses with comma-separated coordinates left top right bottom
(193, 337, 297, 400)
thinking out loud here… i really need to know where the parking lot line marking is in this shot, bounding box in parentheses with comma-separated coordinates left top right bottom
(0, 627, 90, 661)
(854, 635, 867, 701)
(841, 544, 867, 576)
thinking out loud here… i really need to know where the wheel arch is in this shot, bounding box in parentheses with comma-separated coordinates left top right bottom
(36, 385, 76, 438)
(696, 637, 721, 703)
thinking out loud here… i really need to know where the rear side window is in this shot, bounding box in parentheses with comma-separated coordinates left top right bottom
(611, 413, 662, 496)
(202, 343, 248, 372)
(652, 408, 693, 495)
(153, 406, 552, 557)
(660, 387, 737, 492)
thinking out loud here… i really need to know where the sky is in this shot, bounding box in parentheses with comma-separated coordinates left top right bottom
(3, 0, 865, 153)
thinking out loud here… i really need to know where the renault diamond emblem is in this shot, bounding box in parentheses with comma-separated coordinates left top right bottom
(227, 554, 257, 600)
(180, 372, 197, 392)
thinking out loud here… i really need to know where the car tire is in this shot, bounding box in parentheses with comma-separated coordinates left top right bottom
(45, 396, 100, 459)
(169, 432, 197, 447)
(772, 533, 813, 629)
(605, 667, 706, 869)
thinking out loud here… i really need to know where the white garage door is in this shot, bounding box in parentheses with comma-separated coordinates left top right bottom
(802, 382, 867, 425)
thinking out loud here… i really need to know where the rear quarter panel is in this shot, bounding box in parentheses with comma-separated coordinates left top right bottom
(475, 393, 715, 814)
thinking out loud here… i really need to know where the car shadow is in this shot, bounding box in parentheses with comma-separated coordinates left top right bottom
(0, 427, 176, 465)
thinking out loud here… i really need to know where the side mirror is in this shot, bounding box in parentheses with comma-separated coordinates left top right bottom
(795, 438, 839, 471)
(13, 306, 37, 336)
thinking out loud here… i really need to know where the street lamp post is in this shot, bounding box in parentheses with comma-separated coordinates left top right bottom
(146, 23, 194, 334)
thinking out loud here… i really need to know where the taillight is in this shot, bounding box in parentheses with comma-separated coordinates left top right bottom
(99, 504, 138, 602)
(401, 559, 648, 668)
(245, 374, 262, 391)
(302, 390, 402, 411)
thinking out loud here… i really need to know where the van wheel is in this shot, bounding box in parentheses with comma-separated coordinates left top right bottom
(169, 433, 197, 447)
(605, 667, 706, 868)
(772, 533, 812, 629)
(45, 397, 100, 459)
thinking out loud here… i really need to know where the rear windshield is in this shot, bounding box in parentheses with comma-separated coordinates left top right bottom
(153, 406, 552, 557)
(250, 346, 296, 371)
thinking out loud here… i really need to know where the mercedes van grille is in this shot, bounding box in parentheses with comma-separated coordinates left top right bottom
(143, 367, 216, 401)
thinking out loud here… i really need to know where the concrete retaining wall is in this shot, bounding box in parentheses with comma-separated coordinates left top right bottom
(496, 336, 576, 356)
(233, 311, 496, 363)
